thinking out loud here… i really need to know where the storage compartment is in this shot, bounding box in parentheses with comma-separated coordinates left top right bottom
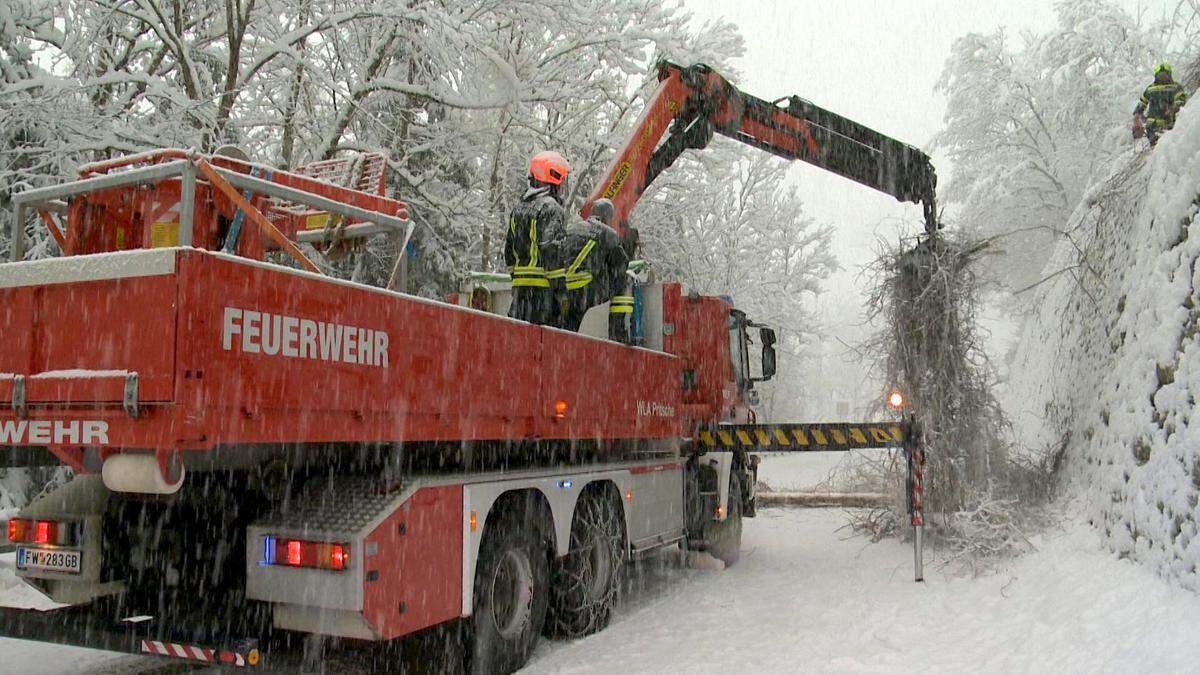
(0, 250, 179, 406)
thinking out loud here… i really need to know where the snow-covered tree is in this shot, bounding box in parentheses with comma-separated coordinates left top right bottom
(933, 0, 1192, 296)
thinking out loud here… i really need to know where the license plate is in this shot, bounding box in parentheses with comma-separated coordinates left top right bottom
(17, 547, 82, 574)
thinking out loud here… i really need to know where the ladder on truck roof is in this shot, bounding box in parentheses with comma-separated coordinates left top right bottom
(266, 152, 390, 236)
(698, 417, 927, 582)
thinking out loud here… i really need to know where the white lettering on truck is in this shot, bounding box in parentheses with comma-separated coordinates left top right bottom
(636, 400, 676, 418)
(0, 420, 109, 445)
(222, 307, 389, 368)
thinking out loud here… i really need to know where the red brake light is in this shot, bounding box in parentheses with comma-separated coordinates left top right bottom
(271, 537, 348, 571)
(287, 540, 302, 566)
(329, 544, 346, 571)
(34, 520, 56, 545)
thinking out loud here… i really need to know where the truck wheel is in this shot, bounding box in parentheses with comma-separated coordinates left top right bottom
(547, 487, 624, 638)
(706, 474, 743, 566)
(470, 505, 550, 674)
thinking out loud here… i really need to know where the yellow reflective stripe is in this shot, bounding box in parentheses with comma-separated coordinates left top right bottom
(546, 268, 566, 280)
(566, 239, 596, 275)
(565, 272, 593, 290)
(509, 216, 517, 237)
(611, 295, 634, 305)
(609, 304, 633, 314)
(529, 217, 538, 268)
(511, 265, 549, 287)
(511, 265, 546, 275)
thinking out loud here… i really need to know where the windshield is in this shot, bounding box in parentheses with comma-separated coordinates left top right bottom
(728, 314, 749, 389)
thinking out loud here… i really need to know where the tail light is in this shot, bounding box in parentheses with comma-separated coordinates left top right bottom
(7, 519, 29, 542)
(7, 518, 79, 546)
(34, 520, 56, 544)
(262, 536, 349, 571)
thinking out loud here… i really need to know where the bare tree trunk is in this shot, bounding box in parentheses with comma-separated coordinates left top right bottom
(214, 0, 256, 143)
(280, 0, 312, 166)
(483, 110, 513, 269)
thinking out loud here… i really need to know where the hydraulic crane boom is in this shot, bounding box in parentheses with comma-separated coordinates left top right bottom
(582, 61, 939, 235)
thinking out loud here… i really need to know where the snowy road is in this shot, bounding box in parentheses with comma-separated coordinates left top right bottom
(527, 506, 1200, 673)
(4, 506, 1200, 673)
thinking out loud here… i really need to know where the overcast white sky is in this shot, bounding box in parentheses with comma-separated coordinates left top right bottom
(676, 0, 1177, 411)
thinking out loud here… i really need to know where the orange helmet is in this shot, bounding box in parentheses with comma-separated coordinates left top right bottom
(529, 151, 570, 186)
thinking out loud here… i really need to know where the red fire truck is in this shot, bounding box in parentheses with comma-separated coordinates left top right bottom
(0, 62, 932, 672)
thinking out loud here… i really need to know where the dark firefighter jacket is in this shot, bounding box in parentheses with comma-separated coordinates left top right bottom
(555, 217, 628, 301)
(505, 186, 566, 289)
(1135, 79, 1188, 128)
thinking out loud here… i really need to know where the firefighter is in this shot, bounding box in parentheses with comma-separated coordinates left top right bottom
(608, 223, 638, 344)
(555, 198, 629, 333)
(1133, 62, 1187, 146)
(505, 151, 571, 325)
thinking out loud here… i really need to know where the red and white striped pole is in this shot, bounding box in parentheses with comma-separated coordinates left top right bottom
(907, 413, 925, 582)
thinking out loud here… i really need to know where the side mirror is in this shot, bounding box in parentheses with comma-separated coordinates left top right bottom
(761, 343, 777, 381)
(760, 328, 777, 381)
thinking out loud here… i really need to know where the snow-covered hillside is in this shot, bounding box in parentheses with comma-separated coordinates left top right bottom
(1007, 101, 1200, 590)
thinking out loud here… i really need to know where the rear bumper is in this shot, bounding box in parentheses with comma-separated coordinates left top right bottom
(0, 603, 263, 668)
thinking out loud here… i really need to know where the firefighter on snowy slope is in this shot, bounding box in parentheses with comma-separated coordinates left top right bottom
(505, 151, 571, 325)
(553, 198, 630, 333)
(1134, 62, 1188, 146)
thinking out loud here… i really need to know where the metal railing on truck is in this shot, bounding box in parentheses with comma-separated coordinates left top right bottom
(6, 149, 414, 269)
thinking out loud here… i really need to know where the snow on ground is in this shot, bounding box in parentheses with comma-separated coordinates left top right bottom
(3, 506, 1199, 673)
(527, 507, 1200, 673)
(0, 552, 161, 674)
(756, 451, 889, 492)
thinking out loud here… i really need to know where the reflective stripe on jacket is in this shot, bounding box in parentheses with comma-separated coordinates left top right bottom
(1136, 81, 1187, 125)
(505, 187, 565, 287)
(564, 239, 597, 290)
(609, 294, 634, 314)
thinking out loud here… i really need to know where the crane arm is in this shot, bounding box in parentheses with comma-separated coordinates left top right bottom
(581, 61, 939, 235)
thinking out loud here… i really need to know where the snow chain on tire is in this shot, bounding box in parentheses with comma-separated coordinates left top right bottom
(547, 486, 625, 638)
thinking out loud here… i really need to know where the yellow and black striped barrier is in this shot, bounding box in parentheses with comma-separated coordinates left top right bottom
(695, 422, 905, 452)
